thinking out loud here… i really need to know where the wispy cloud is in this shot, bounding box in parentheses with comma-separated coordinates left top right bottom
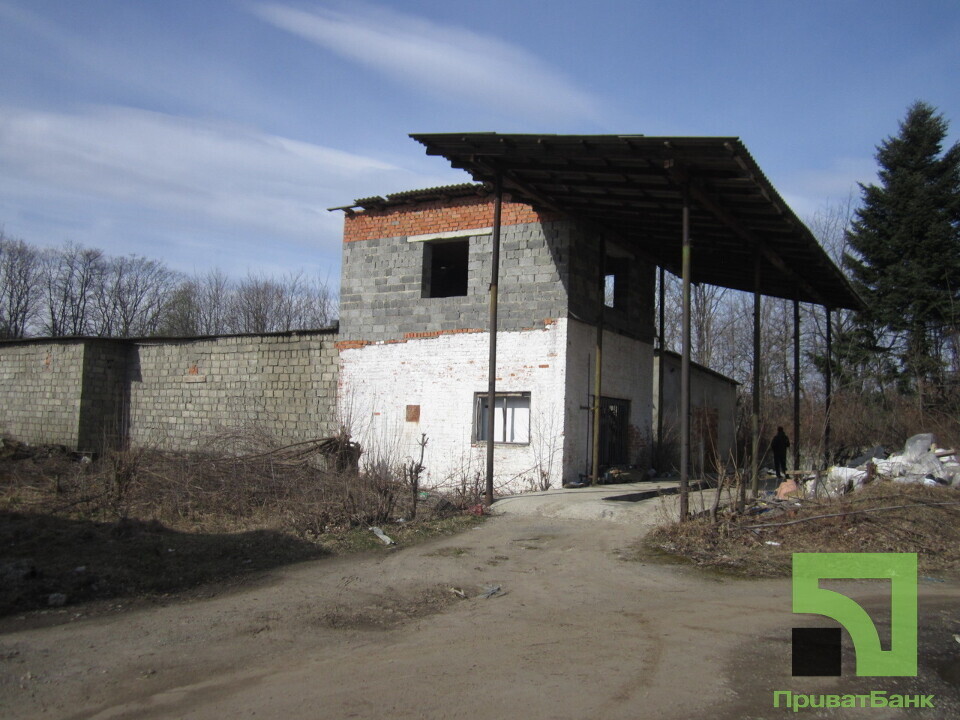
(252, 2, 600, 123)
(0, 105, 457, 272)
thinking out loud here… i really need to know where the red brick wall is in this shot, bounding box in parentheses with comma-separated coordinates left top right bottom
(343, 195, 558, 243)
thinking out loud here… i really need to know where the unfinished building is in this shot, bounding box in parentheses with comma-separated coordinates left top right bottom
(336, 184, 658, 493)
(334, 184, 736, 494)
(335, 133, 862, 502)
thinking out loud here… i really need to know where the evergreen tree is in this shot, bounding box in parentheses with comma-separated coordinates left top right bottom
(844, 101, 960, 396)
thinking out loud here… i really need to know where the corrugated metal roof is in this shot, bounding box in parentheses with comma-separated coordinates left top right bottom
(333, 183, 488, 212)
(409, 133, 863, 311)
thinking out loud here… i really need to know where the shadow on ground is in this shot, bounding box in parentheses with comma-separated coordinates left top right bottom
(721, 596, 960, 718)
(0, 511, 328, 617)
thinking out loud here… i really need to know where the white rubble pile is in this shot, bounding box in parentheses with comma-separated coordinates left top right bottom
(810, 433, 960, 498)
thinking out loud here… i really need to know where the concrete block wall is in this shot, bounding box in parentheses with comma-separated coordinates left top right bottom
(0, 341, 86, 447)
(339, 195, 655, 346)
(0, 330, 340, 453)
(128, 331, 339, 449)
(78, 340, 130, 452)
(339, 219, 572, 343)
(565, 228, 656, 343)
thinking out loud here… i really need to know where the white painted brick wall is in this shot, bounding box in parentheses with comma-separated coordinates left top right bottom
(338, 320, 569, 496)
(564, 319, 654, 480)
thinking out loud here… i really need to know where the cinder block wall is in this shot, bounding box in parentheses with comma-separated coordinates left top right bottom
(0, 330, 340, 452)
(77, 340, 130, 452)
(339, 195, 655, 345)
(339, 196, 573, 343)
(127, 331, 340, 449)
(565, 231, 656, 343)
(0, 341, 86, 447)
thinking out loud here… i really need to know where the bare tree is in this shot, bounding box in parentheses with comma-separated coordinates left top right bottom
(229, 273, 281, 333)
(40, 242, 104, 336)
(228, 271, 335, 333)
(159, 278, 201, 336)
(691, 283, 731, 369)
(195, 269, 233, 335)
(91, 254, 181, 337)
(0, 230, 41, 338)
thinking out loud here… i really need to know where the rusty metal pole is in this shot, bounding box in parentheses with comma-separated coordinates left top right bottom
(824, 307, 832, 470)
(590, 237, 606, 485)
(679, 193, 691, 520)
(657, 265, 665, 456)
(793, 297, 801, 473)
(750, 252, 762, 498)
(485, 174, 503, 506)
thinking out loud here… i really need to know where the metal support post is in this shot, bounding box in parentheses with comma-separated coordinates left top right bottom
(750, 252, 762, 499)
(590, 237, 606, 485)
(793, 298, 801, 473)
(679, 193, 691, 520)
(485, 174, 503, 506)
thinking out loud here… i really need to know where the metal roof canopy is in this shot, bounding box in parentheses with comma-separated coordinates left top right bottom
(410, 133, 863, 311)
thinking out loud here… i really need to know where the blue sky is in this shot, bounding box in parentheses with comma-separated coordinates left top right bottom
(1, 0, 958, 280)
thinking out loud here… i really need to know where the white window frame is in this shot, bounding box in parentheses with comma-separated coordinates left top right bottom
(474, 392, 531, 445)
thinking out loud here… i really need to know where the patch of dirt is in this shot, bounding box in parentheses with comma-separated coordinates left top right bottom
(0, 440, 483, 619)
(0, 511, 328, 618)
(423, 546, 471, 557)
(1, 514, 957, 720)
(312, 584, 462, 630)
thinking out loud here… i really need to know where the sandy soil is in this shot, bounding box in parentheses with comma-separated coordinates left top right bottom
(1, 514, 958, 720)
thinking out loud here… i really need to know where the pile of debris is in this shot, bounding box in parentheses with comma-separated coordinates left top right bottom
(778, 433, 960, 500)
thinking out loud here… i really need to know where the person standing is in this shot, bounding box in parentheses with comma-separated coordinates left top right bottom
(771, 427, 790, 479)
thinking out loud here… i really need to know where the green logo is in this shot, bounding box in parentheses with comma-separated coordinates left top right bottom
(792, 553, 917, 677)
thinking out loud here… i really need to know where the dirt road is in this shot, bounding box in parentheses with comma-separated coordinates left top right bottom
(2, 514, 958, 719)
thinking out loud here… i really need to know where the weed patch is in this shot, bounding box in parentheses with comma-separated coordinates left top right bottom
(646, 484, 960, 578)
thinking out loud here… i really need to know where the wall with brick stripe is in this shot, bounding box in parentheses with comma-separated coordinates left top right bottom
(338, 200, 655, 345)
(339, 219, 576, 343)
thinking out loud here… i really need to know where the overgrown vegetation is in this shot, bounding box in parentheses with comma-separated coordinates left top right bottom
(0, 434, 483, 617)
(647, 483, 960, 578)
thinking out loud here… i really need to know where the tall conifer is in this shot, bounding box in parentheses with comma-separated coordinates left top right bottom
(844, 101, 960, 394)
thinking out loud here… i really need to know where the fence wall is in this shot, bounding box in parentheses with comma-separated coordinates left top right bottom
(0, 330, 340, 453)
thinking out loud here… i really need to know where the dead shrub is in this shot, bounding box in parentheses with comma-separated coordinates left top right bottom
(649, 483, 960, 577)
(0, 430, 416, 538)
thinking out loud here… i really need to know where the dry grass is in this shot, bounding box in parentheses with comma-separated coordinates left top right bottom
(646, 483, 960, 577)
(0, 435, 484, 617)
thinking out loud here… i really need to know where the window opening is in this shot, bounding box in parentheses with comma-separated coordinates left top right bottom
(604, 274, 616, 308)
(474, 392, 530, 444)
(423, 238, 469, 298)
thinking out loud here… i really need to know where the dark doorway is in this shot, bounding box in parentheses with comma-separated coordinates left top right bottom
(595, 396, 630, 468)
